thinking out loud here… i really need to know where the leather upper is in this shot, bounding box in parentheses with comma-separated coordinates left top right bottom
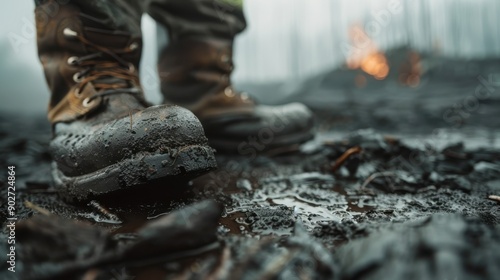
(36, 1, 143, 124)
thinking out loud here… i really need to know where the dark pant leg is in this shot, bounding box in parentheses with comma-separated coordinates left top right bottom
(35, 0, 144, 34)
(146, 0, 247, 41)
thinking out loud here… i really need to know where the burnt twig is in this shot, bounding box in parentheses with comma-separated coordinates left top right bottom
(89, 200, 121, 223)
(24, 200, 52, 216)
(331, 146, 362, 172)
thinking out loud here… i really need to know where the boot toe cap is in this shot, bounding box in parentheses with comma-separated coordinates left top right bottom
(202, 102, 315, 152)
(50, 104, 209, 177)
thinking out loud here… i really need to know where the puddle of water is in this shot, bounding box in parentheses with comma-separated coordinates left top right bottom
(220, 211, 251, 234)
(272, 197, 345, 226)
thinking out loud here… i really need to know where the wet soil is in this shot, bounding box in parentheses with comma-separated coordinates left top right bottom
(1, 71, 500, 279)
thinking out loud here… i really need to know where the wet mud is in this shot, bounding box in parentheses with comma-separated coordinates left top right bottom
(1, 77, 500, 280)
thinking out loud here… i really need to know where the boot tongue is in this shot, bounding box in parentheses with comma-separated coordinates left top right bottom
(93, 77, 130, 89)
(108, 93, 145, 114)
(89, 93, 146, 125)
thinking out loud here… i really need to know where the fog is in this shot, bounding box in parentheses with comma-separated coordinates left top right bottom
(1, 0, 499, 114)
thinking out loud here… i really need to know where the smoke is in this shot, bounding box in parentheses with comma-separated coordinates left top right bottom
(1, 0, 499, 113)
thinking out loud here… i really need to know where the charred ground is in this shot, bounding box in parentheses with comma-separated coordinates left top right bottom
(1, 55, 500, 279)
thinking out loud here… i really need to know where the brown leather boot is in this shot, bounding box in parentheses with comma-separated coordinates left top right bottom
(158, 38, 314, 154)
(36, 1, 216, 201)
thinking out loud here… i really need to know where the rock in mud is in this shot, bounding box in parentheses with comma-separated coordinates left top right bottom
(336, 214, 500, 280)
(1, 200, 222, 280)
(120, 200, 222, 263)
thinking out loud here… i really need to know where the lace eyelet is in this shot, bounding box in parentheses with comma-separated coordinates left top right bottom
(63, 27, 78, 38)
(224, 87, 235, 97)
(67, 56, 79, 65)
(82, 97, 95, 108)
(73, 88, 82, 97)
(240, 92, 249, 101)
(128, 63, 135, 73)
(129, 42, 139, 51)
(73, 72, 83, 83)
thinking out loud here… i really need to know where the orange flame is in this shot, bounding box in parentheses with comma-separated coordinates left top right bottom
(346, 24, 390, 80)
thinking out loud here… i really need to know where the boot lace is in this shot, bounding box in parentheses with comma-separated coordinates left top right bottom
(63, 27, 142, 106)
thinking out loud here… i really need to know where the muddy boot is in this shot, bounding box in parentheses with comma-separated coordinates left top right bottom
(35, 1, 216, 201)
(158, 38, 315, 153)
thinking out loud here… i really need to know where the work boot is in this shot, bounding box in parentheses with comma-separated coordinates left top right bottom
(158, 38, 315, 153)
(36, 1, 216, 201)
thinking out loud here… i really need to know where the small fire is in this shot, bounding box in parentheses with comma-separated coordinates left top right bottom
(346, 24, 390, 81)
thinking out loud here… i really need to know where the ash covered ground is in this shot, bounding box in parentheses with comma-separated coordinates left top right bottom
(1, 53, 500, 279)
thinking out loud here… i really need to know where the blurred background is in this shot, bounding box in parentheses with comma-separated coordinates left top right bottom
(1, 0, 500, 122)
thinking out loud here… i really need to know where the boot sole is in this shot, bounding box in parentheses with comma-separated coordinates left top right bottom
(208, 129, 315, 154)
(52, 145, 217, 202)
